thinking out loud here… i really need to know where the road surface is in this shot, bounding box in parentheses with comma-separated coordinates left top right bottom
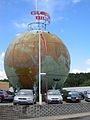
(64, 116, 90, 120)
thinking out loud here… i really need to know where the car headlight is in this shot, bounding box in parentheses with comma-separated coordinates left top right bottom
(27, 98, 33, 100)
(67, 97, 71, 99)
(47, 98, 51, 101)
(14, 97, 18, 100)
(59, 98, 63, 101)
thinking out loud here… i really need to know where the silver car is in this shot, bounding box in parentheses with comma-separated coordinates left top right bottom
(85, 92, 90, 102)
(13, 89, 36, 105)
(45, 89, 63, 104)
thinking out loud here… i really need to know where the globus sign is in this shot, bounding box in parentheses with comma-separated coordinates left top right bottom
(31, 11, 50, 24)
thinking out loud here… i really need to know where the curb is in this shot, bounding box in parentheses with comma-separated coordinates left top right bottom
(19, 112, 90, 120)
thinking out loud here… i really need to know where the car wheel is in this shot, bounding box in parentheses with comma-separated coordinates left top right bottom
(13, 103, 17, 105)
(34, 101, 36, 104)
(60, 101, 63, 104)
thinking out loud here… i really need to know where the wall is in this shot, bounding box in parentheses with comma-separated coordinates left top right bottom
(0, 82, 9, 90)
(63, 86, 90, 93)
(0, 103, 90, 119)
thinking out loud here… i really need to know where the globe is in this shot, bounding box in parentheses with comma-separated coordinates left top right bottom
(4, 30, 70, 92)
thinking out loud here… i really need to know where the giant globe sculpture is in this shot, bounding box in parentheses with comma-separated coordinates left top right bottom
(4, 30, 70, 92)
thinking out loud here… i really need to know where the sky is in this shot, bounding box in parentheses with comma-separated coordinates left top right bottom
(0, 0, 90, 79)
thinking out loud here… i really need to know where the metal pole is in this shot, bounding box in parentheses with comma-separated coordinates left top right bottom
(39, 32, 42, 105)
(36, 0, 39, 28)
(46, 77, 48, 104)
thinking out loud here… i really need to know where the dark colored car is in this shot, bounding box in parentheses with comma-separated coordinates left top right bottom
(0, 90, 14, 103)
(79, 92, 85, 100)
(66, 91, 81, 103)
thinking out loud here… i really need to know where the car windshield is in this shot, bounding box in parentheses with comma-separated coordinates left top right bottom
(69, 92, 79, 96)
(16, 91, 33, 96)
(48, 90, 60, 95)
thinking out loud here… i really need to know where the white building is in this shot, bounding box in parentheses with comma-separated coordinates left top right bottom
(63, 86, 90, 93)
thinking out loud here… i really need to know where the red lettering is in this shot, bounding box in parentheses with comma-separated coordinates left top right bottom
(31, 11, 40, 15)
(36, 16, 50, 22)
(36, 16, 40, 20)
(40, 11, 46, 15)
(31, 11, 50, 23)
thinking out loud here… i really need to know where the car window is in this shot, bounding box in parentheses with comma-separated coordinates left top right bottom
(0, 91, 3, 95)
(48, 90, 60, 95)
(68, 92, 79, 96)
(7, 91, 13, 95)
(16, 91, 33, 95)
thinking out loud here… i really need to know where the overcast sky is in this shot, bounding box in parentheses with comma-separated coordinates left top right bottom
(0, 0, 90, 79)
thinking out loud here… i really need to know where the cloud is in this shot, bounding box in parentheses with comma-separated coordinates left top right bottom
(37, 0, 81, 13)
(86, 68, 90, 72)
(71, 58, 90, 73)
(14, 22, 27, 28)
(16, 33, 21, 36)
(71, 68, 90, 73)
(0, 52, 7, 79)
(52, 16, 64, 22)
(0, 52, 5, 65)
(1, 52, 5, 58)
(86, 59, 90, 65)
(71, 69, 85, 73)
(0, 70, 7, 80)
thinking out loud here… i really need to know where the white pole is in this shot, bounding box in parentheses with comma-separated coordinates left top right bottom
(39, 32, 42, 105)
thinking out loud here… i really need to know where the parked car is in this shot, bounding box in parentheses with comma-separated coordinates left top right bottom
(13, 89, 36, 105)
(66, 91, 81, 103)
(79, 92, 85, 100)
(45, 89, 63, 104)
(85, 92, 90, 102)
(0, 90, 14, 103)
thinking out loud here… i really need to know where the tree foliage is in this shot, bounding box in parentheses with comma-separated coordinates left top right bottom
(0, 73, 90, 88)
(64, 73, 90, 87)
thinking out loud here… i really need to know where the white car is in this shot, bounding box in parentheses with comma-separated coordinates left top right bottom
(45, 89, 63, 104)
(13, 89, 36, 105)
(85, 92, 90, 102)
